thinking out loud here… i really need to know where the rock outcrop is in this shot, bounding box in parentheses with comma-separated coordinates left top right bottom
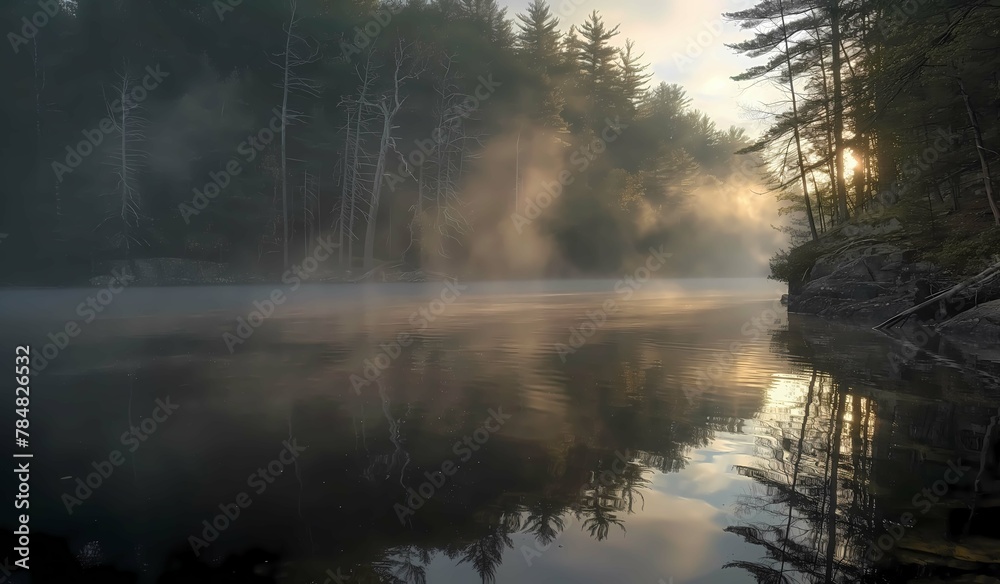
(938, 300, 1000, 343)
(787, 242, 941, 324)
(785, 230, 1000, 349)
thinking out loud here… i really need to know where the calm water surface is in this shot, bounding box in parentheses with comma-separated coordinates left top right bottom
(1, 279, 998, 583)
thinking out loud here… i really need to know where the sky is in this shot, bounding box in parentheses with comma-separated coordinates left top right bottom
(498, 0, 784, 135)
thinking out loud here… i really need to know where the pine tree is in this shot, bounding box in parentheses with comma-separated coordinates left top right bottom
(516, 0, 561, 63)
(617, 39, 652, 119)
(460, 0, 515, 48)
(575, 11, 623, 128)
(516, 1, 568, 131)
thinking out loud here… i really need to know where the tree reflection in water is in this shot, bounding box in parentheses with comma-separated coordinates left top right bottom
(724, 322, 1000, 583)
(15, 300, 1000, 584)
(725, 369, 874, 583)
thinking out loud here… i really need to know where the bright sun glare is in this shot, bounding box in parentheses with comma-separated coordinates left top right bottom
(844, 150, 860, 171)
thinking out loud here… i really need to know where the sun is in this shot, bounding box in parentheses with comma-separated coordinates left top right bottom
(844, 149, 860, 171)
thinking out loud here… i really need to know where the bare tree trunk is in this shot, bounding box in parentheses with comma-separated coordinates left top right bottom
(364, 106, 393, 271)
(402, 163, 424, 266)
(853, 134, 868, 212)
(515, 126, 521, 213)
(810, 173, 826, 233)
(279, 2, 294, 270)
(120, 81, 129, 236)
(829, 1, 850, 223)
(344, 53, 375, 271)
(426, 54, 473, 260)
(272, 0, 318, 267)
(315, 170, 321, 244)
(959, 79, 1000, 226)
(362, 44, 418, 271)
(346, 101, 365, 268)
(812, 13, 840, 222)
(780, 0, 818, 241)
(339, 110, 351, 266)
(103, 68, 146, 258)
(303, 169, 308, 256)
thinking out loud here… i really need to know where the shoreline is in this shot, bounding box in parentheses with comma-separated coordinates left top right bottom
(783, 237, 1000, 364)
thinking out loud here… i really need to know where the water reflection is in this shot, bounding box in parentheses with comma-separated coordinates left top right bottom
(723, 319, 1000, 583)
(0, 281, 998, 583)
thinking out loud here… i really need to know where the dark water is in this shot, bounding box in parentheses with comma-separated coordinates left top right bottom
(1, 279, 999, 583)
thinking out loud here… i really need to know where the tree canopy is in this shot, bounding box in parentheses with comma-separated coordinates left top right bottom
(1, 0, 768, 283)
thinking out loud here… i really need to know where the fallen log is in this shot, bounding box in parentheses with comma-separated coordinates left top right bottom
(873, 260, 1000, 330)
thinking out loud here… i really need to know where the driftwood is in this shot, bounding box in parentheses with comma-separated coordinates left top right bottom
(874, 260, 1000, 330)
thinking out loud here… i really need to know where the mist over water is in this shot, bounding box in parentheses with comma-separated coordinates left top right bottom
(1, 280, 995, 583)
(3, 1, 1000, 582)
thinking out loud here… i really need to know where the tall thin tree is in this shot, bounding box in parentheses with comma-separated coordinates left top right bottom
(272, 0, 319, 269)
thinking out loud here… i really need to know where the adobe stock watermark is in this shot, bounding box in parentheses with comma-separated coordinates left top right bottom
(52, 64, 171, 182)
(555, 246, 671, 362)
(188, 438, 308, 557)
(386, 74, 503, 191)
(393, 407, 511, 524)
(60, 397, 180, 514)
(349, 279, 467, 394)
(510, 117, 627, 233)
(223, 235, 338, 353)
(180, 107, 287, 223)
(339, 4, 404, 62)
(7, 0, 61, 54)
(866, 458, 971, 562)
(29, 269, 134, 375)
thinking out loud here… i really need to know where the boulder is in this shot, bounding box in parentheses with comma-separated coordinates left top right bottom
(821, 296, 913, 323)
(810, 244, 906, 281)
(788, 294, 851, 315)
(788, 238, 942, 324)
(937, 300, 1000, 343)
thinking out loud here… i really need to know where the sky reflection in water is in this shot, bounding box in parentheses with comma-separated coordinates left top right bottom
(0, 279, 996, 583)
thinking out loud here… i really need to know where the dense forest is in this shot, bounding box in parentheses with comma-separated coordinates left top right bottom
(3, 0, 998, 285)
(2, 0, 772, 284)
(731, 0, 1000, 280)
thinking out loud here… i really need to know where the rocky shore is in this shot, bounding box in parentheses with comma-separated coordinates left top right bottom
(784, 222, 1000, 345)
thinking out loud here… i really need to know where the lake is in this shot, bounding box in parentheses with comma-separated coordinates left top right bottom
(1, 279, 998, 583)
